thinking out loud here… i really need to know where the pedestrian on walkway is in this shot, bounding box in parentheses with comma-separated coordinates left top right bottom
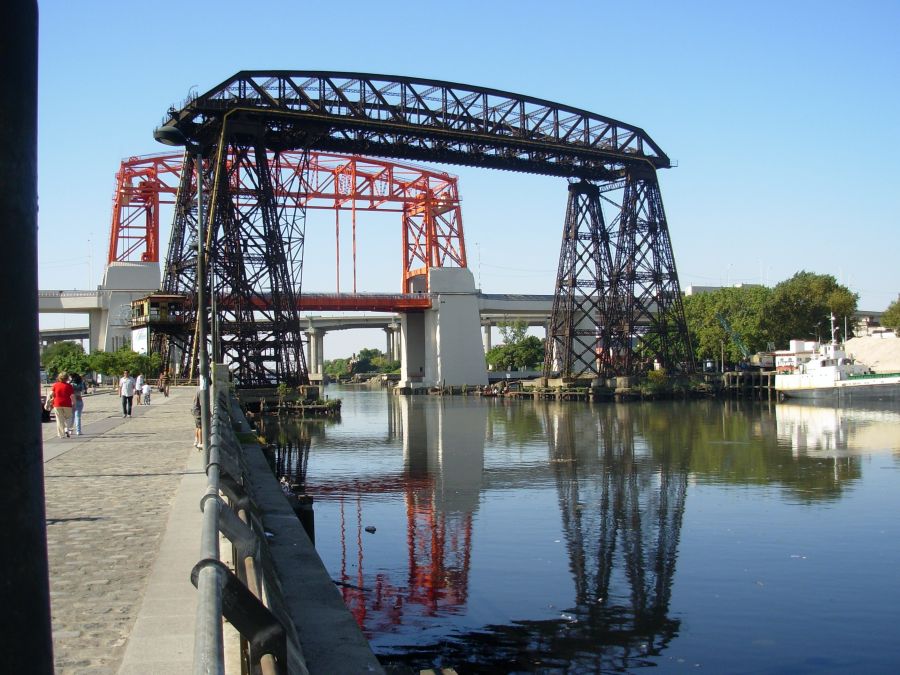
(135, 373, 144, 405)
(70, 372, 86, 435)
(51, 371, 75, 438)
(142, 381, 152, 405)
(192, 388, 203, 448)
(158, 371, 170, 398)
(119, 370, 136, 418)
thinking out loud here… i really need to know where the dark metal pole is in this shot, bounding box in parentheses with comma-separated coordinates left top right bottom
(197, 152, 211, 464)
(0, 2, 55, 671)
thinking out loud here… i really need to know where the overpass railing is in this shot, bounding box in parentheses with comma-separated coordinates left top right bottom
(193, 388, 308, 675)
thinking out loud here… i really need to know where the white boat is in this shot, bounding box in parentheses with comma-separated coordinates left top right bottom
(775, 317, 900, 401)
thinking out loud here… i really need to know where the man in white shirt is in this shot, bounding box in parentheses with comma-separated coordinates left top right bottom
(119, 370, 136, 418)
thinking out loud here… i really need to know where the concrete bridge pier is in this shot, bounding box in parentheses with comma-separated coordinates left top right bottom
(398, 268, 488, 389)
(390, 322, 401, 361)
(384, 326, 396, 362)
(482, 320, 492, 354)
(306, 328, 325, 376)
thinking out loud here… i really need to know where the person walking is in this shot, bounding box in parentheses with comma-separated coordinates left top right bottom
(119, 370, 136, 418)
(192, 388, 203, 449)
(51, 372, 75, 438)
(70, 372, 86, 435)
(134, 373, 144, 405)
(158, 372, 170, 398)
(142, 381, 152, 405)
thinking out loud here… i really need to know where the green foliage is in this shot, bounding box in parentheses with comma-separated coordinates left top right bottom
(276, 383, 291, 401)
(323, 358, 350, 379)
(683, 272, 859, 363)
(42, 343, 162, 382)
(498, 321, 528, 345)
(683, 286, 773, 363)
(486, 335, 544, 370)
(86, 350, 118, 377)
(486, 321, 544, 370)
(324, 348, 399, 379)
(41, 341, 90, 379)
(767, 271, 858, 345)
(881, 299, 900, 331)
(638, 369, 671, 396)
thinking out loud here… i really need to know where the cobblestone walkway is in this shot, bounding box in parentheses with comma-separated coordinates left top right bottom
(43, 387, 199, 674)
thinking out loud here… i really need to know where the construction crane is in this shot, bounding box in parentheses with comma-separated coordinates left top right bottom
(715, 312, 774, 370)
(715, 312, 750, 360)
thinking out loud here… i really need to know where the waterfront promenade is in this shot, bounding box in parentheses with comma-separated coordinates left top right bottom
(42, 386, 204, 674)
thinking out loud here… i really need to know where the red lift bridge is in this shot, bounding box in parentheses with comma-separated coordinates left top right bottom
(107, 150, 467, 305)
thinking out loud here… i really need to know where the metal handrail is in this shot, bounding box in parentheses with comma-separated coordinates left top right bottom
(192, 388, 307, 675)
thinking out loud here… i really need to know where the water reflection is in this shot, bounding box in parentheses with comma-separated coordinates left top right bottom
(260, 394, 900, 672)
(776, 400, 900, 456)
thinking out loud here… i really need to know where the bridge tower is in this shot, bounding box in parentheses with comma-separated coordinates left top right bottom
(158, 140, 311, 387)
(546, 170, 694, 379)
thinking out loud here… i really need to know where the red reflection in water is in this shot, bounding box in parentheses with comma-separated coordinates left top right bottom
(336, 482, 473, 635)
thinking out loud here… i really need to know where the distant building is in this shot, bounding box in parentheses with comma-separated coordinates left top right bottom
(683, 284, 763, 296)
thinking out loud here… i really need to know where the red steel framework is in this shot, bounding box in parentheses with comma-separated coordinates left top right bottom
(107, 151, 467, 293)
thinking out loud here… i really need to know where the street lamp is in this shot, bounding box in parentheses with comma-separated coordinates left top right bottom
(153, 124, 211, 461)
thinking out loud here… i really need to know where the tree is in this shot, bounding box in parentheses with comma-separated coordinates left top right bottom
(882, 298, 900, 331)
(767, 271, 858, 346)
(86, 350, 118, 379)
(486, 321, 544, 370)
(83, 347, 160, 382)
(498, 321, 528, 345)
(41, 341, 89, 379)
(323, 358, 350, 379)
(326, 348, 399, 379)
(683, 286, 773, 363)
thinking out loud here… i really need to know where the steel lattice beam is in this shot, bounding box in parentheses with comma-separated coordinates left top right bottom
(157, 71, 669, 181)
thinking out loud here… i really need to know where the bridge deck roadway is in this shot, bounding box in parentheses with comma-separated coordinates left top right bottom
(42, 386, 206, 674)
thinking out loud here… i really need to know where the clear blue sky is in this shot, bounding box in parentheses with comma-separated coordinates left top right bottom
(37, 0, 900, 357)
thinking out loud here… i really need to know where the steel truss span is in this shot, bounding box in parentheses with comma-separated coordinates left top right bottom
(157, 70, 691, 381)
(158, 70, 669, 180)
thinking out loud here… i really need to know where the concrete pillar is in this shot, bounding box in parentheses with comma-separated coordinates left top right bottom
(399, 268, 488, 388)
(483, 321, 492, 354)
(306, 329, 315, 374)
(390, 323, 401, 361)
(316, 330, 325, 376)
(384, 327, 392, 360)
(306, 329, 320, 375)
(88, 309, 103, 353)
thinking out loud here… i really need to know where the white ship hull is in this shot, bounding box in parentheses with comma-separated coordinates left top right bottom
(776, 374, 900, 400)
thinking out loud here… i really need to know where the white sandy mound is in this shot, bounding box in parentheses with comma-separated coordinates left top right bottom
(845, 336, 900, 373)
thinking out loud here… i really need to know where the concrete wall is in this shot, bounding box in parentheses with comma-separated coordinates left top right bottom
(101, 262, 160, 352)
(426, 268, 488, 387)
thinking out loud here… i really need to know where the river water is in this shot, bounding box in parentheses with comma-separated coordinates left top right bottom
(260, 389, 900, 674)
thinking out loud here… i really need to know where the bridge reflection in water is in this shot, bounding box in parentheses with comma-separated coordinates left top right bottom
(257, 394, 884, 671)
(259, 394, 699, 671)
